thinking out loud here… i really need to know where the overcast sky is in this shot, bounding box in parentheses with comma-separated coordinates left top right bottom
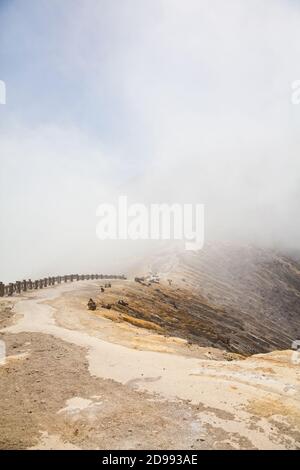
(1, 0, 300, 281)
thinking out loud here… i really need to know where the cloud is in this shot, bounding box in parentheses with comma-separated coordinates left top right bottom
(1, 0, 300, 280)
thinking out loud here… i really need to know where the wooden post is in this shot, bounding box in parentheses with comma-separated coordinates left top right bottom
(64, 275, 67, 283)
(28, 279, 33, 289)
(16, 281, 21, 294)
(34, 280, 38, 289)
(0, 282, 4, 297)
(8, 283, 13, 296)
(39, 279, 43, 289)
(23, 280, 27, 292)
(91, 274, 94, 280)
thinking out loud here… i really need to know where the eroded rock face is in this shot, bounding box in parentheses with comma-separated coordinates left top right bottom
(145, 244, 300, 354)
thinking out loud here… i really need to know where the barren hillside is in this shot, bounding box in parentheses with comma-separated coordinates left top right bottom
(0, 244, 300, 449)
(138, 244, 300, 354)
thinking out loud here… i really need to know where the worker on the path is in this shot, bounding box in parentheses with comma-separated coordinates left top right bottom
(87, 298, 97, 311)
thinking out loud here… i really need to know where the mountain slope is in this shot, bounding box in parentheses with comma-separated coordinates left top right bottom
(135, 243, 300, 354)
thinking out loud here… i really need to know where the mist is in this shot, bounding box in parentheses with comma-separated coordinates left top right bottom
(1, 0, 300, 282)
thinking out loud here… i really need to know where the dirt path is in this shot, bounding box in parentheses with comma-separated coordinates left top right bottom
(1, 281, 300, 449)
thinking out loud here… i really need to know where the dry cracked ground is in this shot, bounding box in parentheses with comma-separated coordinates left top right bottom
(0, 246, 300, 450)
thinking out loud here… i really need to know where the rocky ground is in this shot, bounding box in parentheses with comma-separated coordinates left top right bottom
(0, 277, 299, 450)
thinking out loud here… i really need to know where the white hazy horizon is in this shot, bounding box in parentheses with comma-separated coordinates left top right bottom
(1, 0, 300, 282)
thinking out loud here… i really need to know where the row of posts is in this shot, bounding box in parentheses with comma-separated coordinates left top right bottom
(0, 274, 126, 297)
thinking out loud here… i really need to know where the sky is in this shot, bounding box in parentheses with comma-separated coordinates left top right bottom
(0, 0, 300, 282)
